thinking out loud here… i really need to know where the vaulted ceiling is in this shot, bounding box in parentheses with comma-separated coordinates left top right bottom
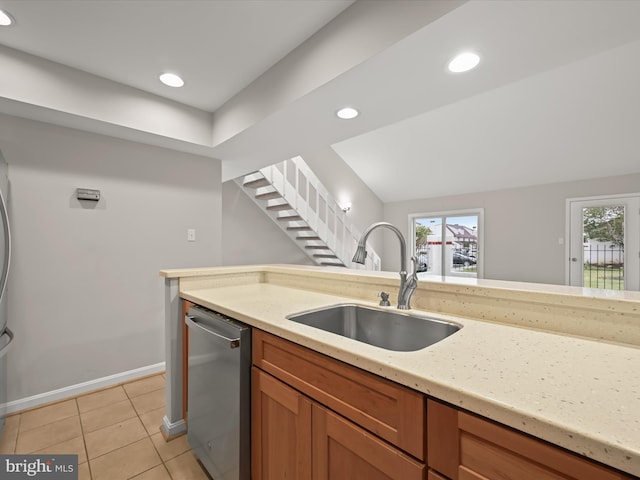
(1, 0, 639, 202)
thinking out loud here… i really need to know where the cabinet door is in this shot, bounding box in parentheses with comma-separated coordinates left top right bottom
(427, 400, 632, 480)
(252, 368, 312, 480)
(428, 470, 450, 480)
(313, 404, 425, 480)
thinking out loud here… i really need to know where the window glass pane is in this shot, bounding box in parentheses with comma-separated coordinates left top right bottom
(446, 215, 478, 277)
(415, 217, 440, 274)
(414, 213, 479, 279)
(582, 205, 624, 290)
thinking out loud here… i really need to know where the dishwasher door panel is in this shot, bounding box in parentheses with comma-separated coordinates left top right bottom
(186, 306, 251, 480)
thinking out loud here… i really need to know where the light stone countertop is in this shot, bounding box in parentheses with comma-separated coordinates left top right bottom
(164, 265, 640, 477)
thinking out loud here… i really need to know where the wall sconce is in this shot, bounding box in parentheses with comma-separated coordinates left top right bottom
(341, 202, 352, 213)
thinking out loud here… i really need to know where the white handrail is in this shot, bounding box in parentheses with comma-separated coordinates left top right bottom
(259, 156, 380, 270)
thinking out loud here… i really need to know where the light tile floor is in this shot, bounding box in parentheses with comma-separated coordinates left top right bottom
(0, 374, 211, 480)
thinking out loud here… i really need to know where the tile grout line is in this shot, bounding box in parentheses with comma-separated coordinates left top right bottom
(84, 383, 163, 479)
(11, 413, 21, 454)
(129, 385, 170, 480)
(5, 374, 196, 480)
(126, 380, 188, 480)
(75, 397, 93, 480)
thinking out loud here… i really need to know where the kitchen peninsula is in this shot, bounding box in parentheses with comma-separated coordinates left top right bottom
(159, 264, 640, 478)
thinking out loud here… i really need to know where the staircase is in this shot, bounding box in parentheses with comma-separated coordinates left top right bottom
(235, 156, 381, 270)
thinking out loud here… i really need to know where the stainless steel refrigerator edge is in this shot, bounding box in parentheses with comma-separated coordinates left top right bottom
(0, 150, 12, 437)
(186, 305, 251, 480)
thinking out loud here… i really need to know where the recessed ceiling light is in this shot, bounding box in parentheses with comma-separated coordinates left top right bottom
(159, 73, 184, 88)
(0, 9, 14, 26)
(336, 107, 359, 120)
(448, 52, 480, 73)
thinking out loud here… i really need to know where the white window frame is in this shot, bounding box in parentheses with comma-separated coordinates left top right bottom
(408, 208, 484, 279)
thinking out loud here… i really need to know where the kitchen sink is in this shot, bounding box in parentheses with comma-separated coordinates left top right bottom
(287, 304, 461, 352)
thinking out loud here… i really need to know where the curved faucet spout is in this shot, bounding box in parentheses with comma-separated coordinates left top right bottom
(352, 222, 417, 309)
(352, 222, 407, 273)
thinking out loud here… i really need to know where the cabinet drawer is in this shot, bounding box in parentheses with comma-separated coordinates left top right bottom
(427, 399, 632, 480)
(253, 329, 425, 460)
(428, 470, 449, 480)
(313, 404, 425, 480)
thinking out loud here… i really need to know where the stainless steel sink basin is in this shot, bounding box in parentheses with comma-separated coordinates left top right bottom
(287, 304, 461, 352)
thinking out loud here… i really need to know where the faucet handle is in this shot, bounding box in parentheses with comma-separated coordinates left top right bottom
(409, 256, 419, 277)
(378, 291, 391, 306)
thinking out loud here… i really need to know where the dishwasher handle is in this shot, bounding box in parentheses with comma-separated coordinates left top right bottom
(185, 315, 241, 349)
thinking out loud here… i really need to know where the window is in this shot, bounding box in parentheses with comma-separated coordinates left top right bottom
(410, 209, 483, 279)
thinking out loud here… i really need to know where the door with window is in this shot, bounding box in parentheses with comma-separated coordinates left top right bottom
(567, 195, 640, 290)
(411, 210, 483, 279)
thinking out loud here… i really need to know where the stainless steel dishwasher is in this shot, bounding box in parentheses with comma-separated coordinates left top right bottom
(186, 305, 251, 480)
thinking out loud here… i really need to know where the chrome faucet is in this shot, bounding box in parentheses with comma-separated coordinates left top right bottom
(352, 222, 418, 310)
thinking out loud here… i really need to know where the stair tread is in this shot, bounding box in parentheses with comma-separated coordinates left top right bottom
(243, 178, 270, 189)
(266, 203, 293, 211)
(255, 191, 282, 200)
(235, 163, 369, 270)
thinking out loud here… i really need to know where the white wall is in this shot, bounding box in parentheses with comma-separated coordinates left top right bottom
(384, 173, 640, 284)
(302, 146, 384, 255)
(0, 114, 221, 402)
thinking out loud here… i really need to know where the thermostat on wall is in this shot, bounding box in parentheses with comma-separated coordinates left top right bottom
(76, 188, 100, 201)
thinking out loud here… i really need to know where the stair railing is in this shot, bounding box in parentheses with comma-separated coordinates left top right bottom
(259, 156, 381, 270)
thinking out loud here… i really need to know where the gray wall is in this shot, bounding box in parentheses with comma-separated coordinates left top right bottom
(384, 173, 640, 284)
(222, 180, 314, 266)
(0, 114, 221, 401)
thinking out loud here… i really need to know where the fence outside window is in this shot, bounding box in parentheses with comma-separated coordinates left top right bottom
(583, 242, 624, 290)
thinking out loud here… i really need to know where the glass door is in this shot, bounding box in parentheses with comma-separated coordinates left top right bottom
(568, 195, 640, 290)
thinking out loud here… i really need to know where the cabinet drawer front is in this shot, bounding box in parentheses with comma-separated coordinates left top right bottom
(253, 330, 425, 459)
(458, 412, 631, 480)
(313, 405, 425, 480)
(428, 469, 450, 480)
(427, 400, 631, 480)
(459, 431, 570, 480)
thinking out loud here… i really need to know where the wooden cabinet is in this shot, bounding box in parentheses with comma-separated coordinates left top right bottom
(427, 470, 450, 480)
(252, 367, 312, 480)
(312, 404, 424, 480)
(427, 399, 633, 480)
(252, 330, 426, 479)
(252, 328, 425, 458)
(250, 329, 633, 480)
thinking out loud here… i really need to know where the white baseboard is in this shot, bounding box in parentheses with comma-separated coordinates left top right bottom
(2, 362, 166, 415)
